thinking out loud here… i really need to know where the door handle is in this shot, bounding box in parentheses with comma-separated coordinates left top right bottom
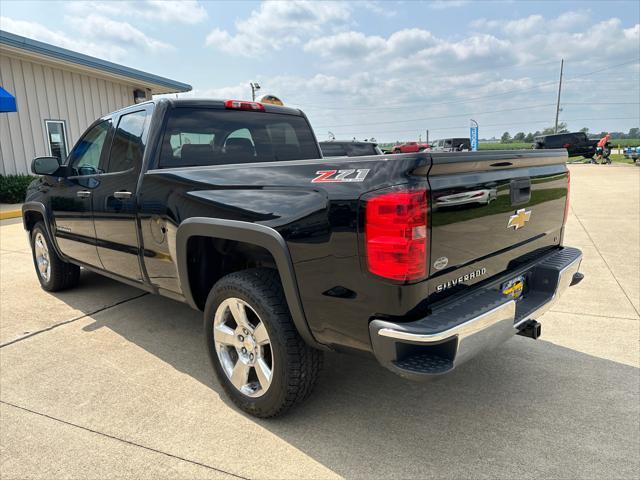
(113, 191, 132, 199)
(76, 190, 91, 198)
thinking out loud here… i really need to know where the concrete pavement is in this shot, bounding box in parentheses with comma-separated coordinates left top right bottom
(0, 164, 638, 479)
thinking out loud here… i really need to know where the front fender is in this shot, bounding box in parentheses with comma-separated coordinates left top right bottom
(175, 217, 324, 349)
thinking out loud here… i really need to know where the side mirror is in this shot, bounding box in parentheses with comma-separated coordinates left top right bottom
(31, 156, 61, 175)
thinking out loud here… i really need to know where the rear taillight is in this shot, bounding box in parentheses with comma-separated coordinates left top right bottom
(224, 100, 265, 111)
(563, 170, 570, 225)
(365, 188, 428, 282)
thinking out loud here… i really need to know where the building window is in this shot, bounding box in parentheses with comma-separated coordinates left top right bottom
(45, 120, 68, 161)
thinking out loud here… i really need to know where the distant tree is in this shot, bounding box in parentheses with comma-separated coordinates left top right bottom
(501, 131, 512, 143)
(628, 127, 640, 138)
(579, 127, 589, 134)
(513, 132, 526, 142)
(542, 122, 568, 135)
(524, 133, 534, 142)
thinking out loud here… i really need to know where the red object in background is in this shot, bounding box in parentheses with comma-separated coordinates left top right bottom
(391, 142, 430, 153)
(597, 134, 610, 147)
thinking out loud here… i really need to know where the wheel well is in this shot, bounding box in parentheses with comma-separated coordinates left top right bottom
(23, 210, 43, 232)
(186, 235, 278, 310)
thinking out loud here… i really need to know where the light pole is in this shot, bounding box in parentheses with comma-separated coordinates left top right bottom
(250, 82, 261, 101)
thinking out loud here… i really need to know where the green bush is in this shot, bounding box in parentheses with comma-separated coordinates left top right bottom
(0, 174, 36, 203)
(479, 142, 533, 150)
(612, 139, 640, 147)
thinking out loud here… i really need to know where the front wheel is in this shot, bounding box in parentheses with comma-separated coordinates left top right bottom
(204, 268, 323, 418)
(30, 222, 80, 291)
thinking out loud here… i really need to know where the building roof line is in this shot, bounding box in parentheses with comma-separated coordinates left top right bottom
(0, 30, 191, 93)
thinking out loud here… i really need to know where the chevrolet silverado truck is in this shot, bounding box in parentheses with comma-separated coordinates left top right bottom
(23, 98, 583, 418)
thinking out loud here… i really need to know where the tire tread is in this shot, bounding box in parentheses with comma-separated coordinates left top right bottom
(205, 268, 322, 418)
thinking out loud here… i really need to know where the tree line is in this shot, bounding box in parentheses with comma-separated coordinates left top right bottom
(498, 125, 640, 144)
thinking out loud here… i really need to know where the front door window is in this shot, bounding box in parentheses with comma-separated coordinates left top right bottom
(67, 120, 111, 176)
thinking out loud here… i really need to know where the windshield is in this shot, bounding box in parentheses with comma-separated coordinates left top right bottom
(159, 108, 320, 168)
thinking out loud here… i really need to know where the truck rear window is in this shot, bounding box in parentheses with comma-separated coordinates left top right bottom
(158, 108, 320, 168)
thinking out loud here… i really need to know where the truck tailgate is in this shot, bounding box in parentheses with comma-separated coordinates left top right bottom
(427, 150, 569, 296)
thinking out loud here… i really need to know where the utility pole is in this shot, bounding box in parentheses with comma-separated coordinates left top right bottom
(554, 59, 564, 134)
(426, 129, 429, 144)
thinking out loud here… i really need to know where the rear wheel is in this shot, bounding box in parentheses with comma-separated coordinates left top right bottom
(30, 222, 80, 291)
(204, 268, 323, 417)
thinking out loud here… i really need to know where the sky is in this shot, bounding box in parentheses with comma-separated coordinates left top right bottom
(1, 0, 639, 142)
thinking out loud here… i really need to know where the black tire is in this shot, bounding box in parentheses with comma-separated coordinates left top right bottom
(204, 268, 323, 418)
(30, 222, 80, 292)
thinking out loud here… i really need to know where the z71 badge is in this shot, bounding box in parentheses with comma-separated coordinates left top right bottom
(312, 169, 370, 183)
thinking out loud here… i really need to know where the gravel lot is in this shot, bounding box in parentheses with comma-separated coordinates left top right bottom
(1, 164, 638, 479)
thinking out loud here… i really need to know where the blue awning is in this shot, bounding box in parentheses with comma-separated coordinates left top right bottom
(0, 87, 17, 112)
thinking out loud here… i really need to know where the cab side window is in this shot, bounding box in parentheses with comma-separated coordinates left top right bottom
(107, 110, 148, 173)
(67, 120, 111, 176)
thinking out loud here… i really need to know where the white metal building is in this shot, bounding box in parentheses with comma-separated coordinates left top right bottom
(0, 30, 191, 175)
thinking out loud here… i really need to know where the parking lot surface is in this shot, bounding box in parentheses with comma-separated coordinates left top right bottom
(1, 164, 638, 479)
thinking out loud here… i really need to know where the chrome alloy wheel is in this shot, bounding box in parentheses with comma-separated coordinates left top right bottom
(34, 232, 51, 282)
(213, 298, 273, 397)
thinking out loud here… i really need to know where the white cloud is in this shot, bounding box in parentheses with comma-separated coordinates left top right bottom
(428, 0, 469, 10)
(0, 13, 172, 62)
(0, 16, 125, 60)
(304, 31, 386, 59)
(66, 14, 172, 52)
(205, 0, 351, 56)
(303, 27, 514, 71)
(144, 0, 208, 24)
(360, 1, 397, 17)
(66, 1, 208, 24)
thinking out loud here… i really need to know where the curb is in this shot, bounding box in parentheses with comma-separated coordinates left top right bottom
(0, 209, 21, 220)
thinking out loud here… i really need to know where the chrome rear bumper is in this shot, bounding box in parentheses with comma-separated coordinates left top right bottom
(369, 247, 583, 380)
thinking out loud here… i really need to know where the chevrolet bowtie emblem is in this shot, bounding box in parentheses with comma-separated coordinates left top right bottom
(508, 208, 531, 230)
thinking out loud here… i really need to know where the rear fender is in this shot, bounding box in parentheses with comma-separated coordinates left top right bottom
(175, 217, 324, 349)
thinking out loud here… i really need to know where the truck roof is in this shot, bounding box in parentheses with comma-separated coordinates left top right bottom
(156, 98, 305, 116)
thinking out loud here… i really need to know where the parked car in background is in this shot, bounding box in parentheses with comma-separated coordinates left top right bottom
(391, 142, 429, 153)
(624, 146, 639, 160)
(533, 132, 608, 159)
(319, 140, 382, 157)
(431, 138, 471, 152)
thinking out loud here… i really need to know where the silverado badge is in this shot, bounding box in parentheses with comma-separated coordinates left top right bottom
(507, 208, 531, 230)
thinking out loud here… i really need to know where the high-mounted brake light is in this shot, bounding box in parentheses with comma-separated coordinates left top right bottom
(365, 188, 428, 282)
(563, 170, 570, 225)
(224, 100, 265, 111)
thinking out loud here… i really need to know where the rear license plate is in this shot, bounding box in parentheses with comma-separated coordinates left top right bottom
(502, 275, 525, 300)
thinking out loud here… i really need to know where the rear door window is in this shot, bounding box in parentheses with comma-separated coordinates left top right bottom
(158, 108, 320, 168)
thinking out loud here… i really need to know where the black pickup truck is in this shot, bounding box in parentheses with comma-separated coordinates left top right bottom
(23, 98, 583, 417)
(534, 132, 610, 159)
